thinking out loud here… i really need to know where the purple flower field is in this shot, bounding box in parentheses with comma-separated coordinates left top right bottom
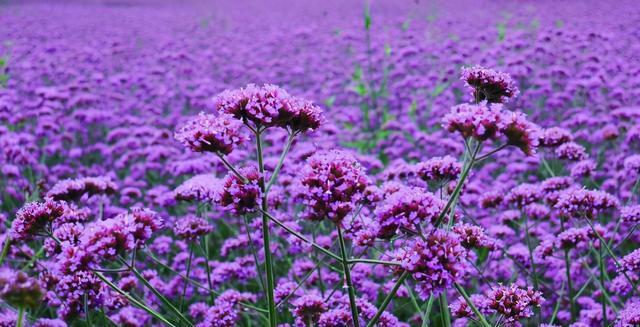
(0, 0, 640, 326)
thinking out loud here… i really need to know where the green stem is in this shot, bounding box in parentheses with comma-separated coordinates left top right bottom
(560, 218, 576, 321)
(243, 215, 266, 293)
(16, 307, 24, 327)
(202, 235, 215, 304)
(265, 133, 295, 194)
(423, 296, 434, 327)
(93, 271, 177, 327)
(600, 246, 607, 325)
(454, 283, 491, 327)
(337, 226, 360, 327)
(179, 245, 194, 314)
(255, 130, 277, 327)
(438, 293, 451, 327)
(122, 259, 194, 327)
(259, 208, 341, 261)
(433, 142, 480, 228)
(0, 236, 10, 266)
(366, 270, 409, 327)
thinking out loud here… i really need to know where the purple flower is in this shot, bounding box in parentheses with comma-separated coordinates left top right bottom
(539, 127, 573, 148)
(442, 103, 504, 141)
(46, 176, 117, 202)
(174, 112, 246, 155)
(214, 84, 292, 128)
(173, 215, 213, 241)
(297, 150, 369, 225)
(621, 205, 640, 223)
(555, 142, 588, 161)
(461, 66, 520, 103)
(616, 301, 640, 326)
(394, 229, 470, 299)
(501, 111, 541, 156)
(174, 174, 222, 203)
(570, 160, 596, 178)
(0, 269, 43, 308)
(375, 187, 446, 239)
(555, 188, 619, 218)
(452, 223, 499, 250)
(291, 294, 327, 324)
(623, 154, 640, 176)
(413, 155, 462, 182)
(620, 249, 640, 273)
(505, 183, 542, 207)
(484, 284, 544, 324)
(10, 199, 66, 241)
(218, 166, 262, 214)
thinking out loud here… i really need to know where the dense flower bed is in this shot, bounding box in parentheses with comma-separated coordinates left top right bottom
(0, 0, 639, 326)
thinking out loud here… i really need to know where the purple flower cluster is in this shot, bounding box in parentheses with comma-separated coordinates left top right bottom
(394, 229, 470, 299)
(555, 188, 619, 218)
(375, 187, 446, 238)
(175, 112, 246, 155)
(461, 65, 520, 103)
(413, 155, 462, 182)
(297, 150, 369, 225)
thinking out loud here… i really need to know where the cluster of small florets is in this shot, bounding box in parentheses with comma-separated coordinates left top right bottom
(413, 156, 461, 182)
(394, 229, 470, 299)
(173, 215, 213, 241)
(538, 127, 573, 148)
(501, 111, 541, 156)
(46, 176, 117, 202)
(10, 199, 66, 240)
(555, 188, 619, 218)
(555, 142, 588, 161)
(174, 112, 247, 155)
(375, 187, 446, 239)
(621, 205, 640, 223)
(452, 223, 500, 250)
(297, 150, 369, 225)
(461, 65, 520, 103)
(442, 103, 540, 155)
(620, 249, 640, 273)
(624, 154, 640, 176)
(570, 160, 596, 178)
(174, 174, 222, 203)
(557, 226, 591, 249)
(483, 284, 544, 324)
(504, 183, 542, 207)
(616, 301, 640, 326)
(291, 294, 327, 325)
(213, 84, 323, 132)
(196, 290, 256, 327)
(218, 166, 262, 214)
(0, 269, 43, 308)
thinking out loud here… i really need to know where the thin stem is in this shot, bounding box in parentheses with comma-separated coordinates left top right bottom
(255, 130, 277, 327)
(454, 283, 491, 327)
(242, 215, 266, 293)
(121, 258, 194, 327)
(265, 133, 295, 194)
(366, 270, 409, 327)
(438, 293, 451, 327)
(474, 143, 507, 162)
(201, 235, 215, 304)
(179, 245, 195, 314)
(423, 296, 434, 327)
(560, 218, 576, 321)
(216, 153, 248, 183)
(259, 208, 341, 261)
(16, 307, 24, 327)
(600, 245, 607, 326)
(523, 214, 540, 322)
(85, 292, 92, 327)
(337, 226, 360, 327)
(93, 271, 177, 327)
(0, 236, 10, 266)
(348, 258, 401, 266)
(433, 141, 480, 229)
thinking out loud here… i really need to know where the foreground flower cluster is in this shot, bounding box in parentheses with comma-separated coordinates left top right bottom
(1, 1, 640, 326)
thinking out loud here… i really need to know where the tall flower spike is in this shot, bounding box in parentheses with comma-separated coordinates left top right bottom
(461, 65, 520, 103)
(174, 112, 246, 155)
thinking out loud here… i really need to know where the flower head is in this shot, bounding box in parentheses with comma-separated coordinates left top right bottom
(621, 205, 640, 223)
(218, 166, 262, 214)
(442, 103, 504, 141)
(394, 229, 470, 299)
(413, 156, 462, 182)
(539, 127, 573, 148)
(555, 188, 619, 218)
(0, 269, 43, 308)
(174, 112, 246, 155)
(173, 216, 213, 241)
(555, 142, 588, 161)
(10, 199, 66, 241)
(297, 150, 369, 225)
(375, 187, 446, 239)
(461, 66, 520, 103)
(501, 111, 541, 156)
(47, 176, 117, 202)
(484, 284, 544, 324)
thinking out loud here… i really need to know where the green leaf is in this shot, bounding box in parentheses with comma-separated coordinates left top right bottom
(324, 96, 336, 108)
(384, 44, 392, 57)
(497, 23, 506, 41)
(408, 99, 417, 120)
(431, 83, 448, 97)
